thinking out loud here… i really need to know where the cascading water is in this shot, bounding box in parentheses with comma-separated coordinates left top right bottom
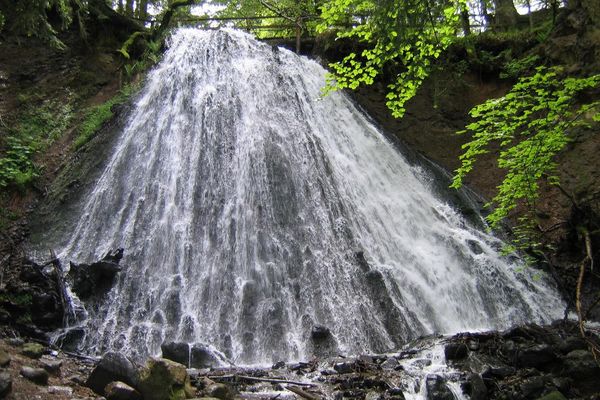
(50, 28, 563, 364)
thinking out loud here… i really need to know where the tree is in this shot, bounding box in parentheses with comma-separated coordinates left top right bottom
(318, 0, 465, 118)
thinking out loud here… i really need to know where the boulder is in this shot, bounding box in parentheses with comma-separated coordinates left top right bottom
(162, 342, 191, 366)
(205, 382, 233, 400)
(425, 375, 455, 400)
(444, 343, 468, 361)
(381, 357, 399, 370)
(138, 357, 195, 400)
(41, 358, 63, 375)
(0, 372, 11, 398)
(0, 349, 10, 367)
(105, 381, 142, 400)
(310, 326, 338, 358)
(464, 373, 487, 400)
(86, 352, 139, 395)
(20, 366, 49, 385)
(21, 342, 45, 359)
(536, 391, 567, 400)
(190, 344, 220, 368)
(516, 344, 556, 369)
(333, 362, 354, 374)
(563, 349, 600, 378)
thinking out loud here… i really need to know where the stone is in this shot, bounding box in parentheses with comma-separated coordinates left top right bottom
(563, 349, 600, 380)
(162, 341, 191, 366)
(465, 373, 487, 400)
(388, 387, 405, 399)
(21, 342, 45, 359)
(138, 357, 195, 400)
(381, 357, 399, 370)
(190, 344, 220, 369)
(48, 386, 74, 396)
(105, 381, 142, 400)
(311, 326, 332, 340)
(86, 352, 139, 395)
(519, 375, 549, 398)
(557, 337, 586, 354)
(0, 349, 10, 367)
(206, 382, 233, 400)
(444, 343, 468, 361)
(425, 375, 454, 400)
(272, 361, 286, 369)
(0, 372, 11, 398)
(6, 338, 24, 347)
(69, 249, 124, 300)
(333, 362, 354, 374)
(20, 366, 49, 385)
(536, 391, 567, 400)
(516, 345, 556, 369)
(41, 358, 63, 375)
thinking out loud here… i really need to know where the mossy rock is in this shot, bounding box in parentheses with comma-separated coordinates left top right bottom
(21, 342, 45, 359)
(536, 391, 567, 400)
(138, 358, 195, 400)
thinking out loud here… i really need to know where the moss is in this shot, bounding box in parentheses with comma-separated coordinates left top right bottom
(73, 84, 137, 150)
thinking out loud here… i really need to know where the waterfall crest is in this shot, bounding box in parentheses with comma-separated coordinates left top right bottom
(55, 28, 562, 364)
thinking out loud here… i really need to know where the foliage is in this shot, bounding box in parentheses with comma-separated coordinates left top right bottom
(318, 0, 465, 118)
(2, 0, 80, 49)
(0, 10, 4, 32)
(74, 84, 138, 150)
(451, 67, 600, 230)
(500, 54, 540, 79)
(0, 99, 73, 189)
(214, 0, 320, 39)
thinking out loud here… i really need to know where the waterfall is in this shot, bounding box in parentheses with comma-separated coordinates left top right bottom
(53, 28, 563, 364)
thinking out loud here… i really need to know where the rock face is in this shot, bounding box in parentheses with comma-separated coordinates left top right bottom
(68, 248, 124, 300)
(137, 358, 195, 400)
(86, 352, 139, 395)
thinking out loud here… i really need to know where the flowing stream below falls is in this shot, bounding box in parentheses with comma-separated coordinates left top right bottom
(31, 28, 564, 366)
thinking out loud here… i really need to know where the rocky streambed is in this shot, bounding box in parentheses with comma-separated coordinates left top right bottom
(0, 320, 599, 400)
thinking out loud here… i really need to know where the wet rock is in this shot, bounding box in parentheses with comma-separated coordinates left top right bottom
(467, 240, 483, 254)
(516, 345, 556, 369)
(69, 249, 124, 300)
(311, 326, 331, 340)
(564, 350, 600, 378)
(388, 387, 405, 399)
(425, 375, 455, 400)
(481, 365, 515, 379)
(272, 361, 285, 370)
(41, 358, 63, 375)
(464, 373, 487, 400)
(0, 372, 12, 397)
(86, 352, 139, 395)
(557, 337, 586, 354)
(310, 326, 338, 358)
(444, 343, 468, 361)
(105, 381, 142, 400)
(356, 251, 370, 272)
(381, 357, 399, 370)
(162, 341, 190, 366)
(333, 362, 354, 374)
(21, 342, 45, 359)
(20, 366, 49, 385)
(0, 349, 10, 367)
(138, 357, 195, 400)
(206, 382, 233, 400)
(519, 375, 549, 398)
(191, 344, 221, 368)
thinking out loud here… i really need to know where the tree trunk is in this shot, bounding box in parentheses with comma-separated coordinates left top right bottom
(460, 6, 471, 36)
(137, 0, 148, 22)
(492, 0, 519, 30)
(125, 0, 134, 17)
(479, 0, 493, 28)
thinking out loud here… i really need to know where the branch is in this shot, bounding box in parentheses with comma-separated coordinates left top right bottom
(153, 0, 201, 40)
(258, 0, 297, 25)
(208, 375, 315, 387)
(285, 385, 321, 400)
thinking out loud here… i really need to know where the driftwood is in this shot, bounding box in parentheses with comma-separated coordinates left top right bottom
(208, 374, 315, 387)
(285, 385, 321, 400)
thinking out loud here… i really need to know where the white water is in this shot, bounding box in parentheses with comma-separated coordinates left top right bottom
(54, 28, 563, 364)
